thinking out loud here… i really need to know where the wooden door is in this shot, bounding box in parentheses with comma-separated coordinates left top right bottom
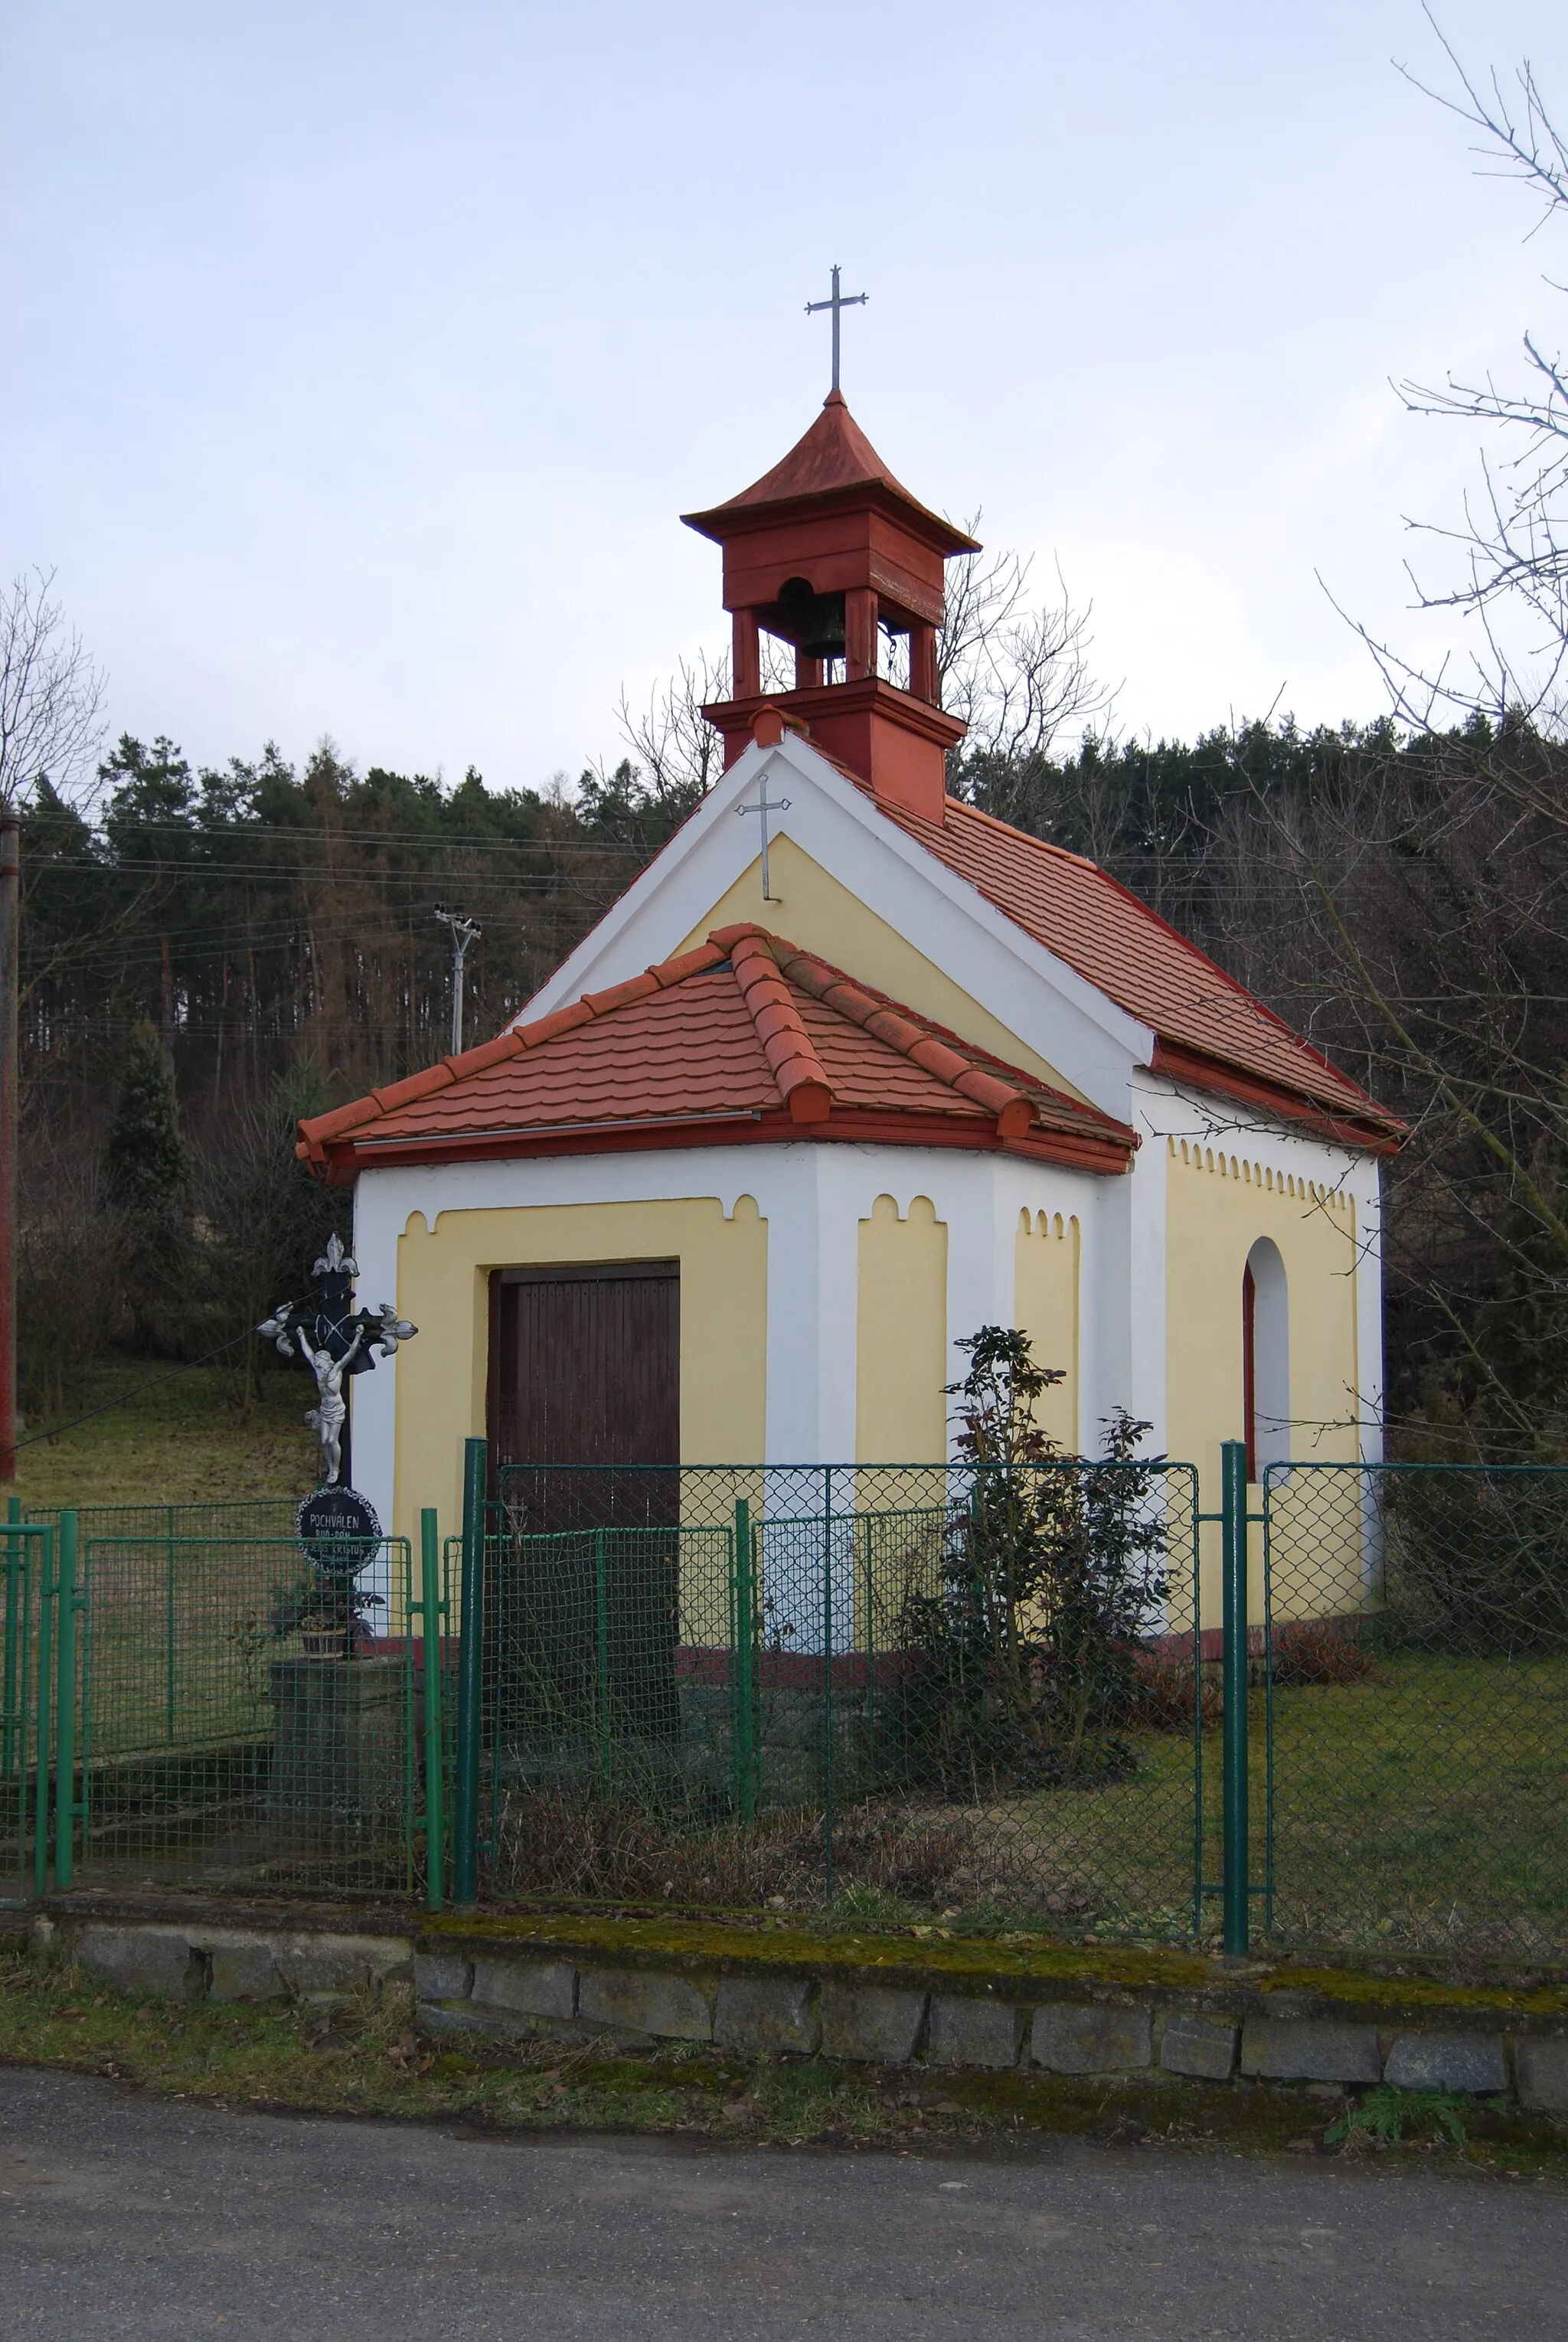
(489, 1261, 679, 1481)
(487, 1262, 681, 1747)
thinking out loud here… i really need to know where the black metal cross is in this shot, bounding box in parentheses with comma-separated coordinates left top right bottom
(805, 264, 867, 394)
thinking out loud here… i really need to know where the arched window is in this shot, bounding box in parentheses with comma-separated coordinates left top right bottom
(1243, 1237, 1289, 1481)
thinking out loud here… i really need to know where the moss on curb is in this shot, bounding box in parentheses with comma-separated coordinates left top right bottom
(4, 1952, 1565, 2177)
(422, 1906, 1215, 1991)
(33, 1889, 1568, 2024)
(420, 1907, 1568, 2021)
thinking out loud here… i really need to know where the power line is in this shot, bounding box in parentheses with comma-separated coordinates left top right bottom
(11, 1333, 254, 1454)
(42, 823, 663, 857)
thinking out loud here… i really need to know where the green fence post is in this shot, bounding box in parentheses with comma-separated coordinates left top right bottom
(593, 1528, 611, 1790)
(33, 1527, 53, 1898)
(420, 1508, 446, 1912)
(1220, 1441, 1250, 1956)
(822, 1466, 835, 1903)
(731, 1498, 756, 1824)
(54, 1512, 78, 1890)
(2, 1498, 19, 1783)
(453, 1438, 487, 1906)
(165, 1504, 177, 1743)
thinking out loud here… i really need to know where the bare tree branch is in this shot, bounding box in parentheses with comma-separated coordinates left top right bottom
(0, 570, 106, 811)
(1354, 19, 1568, 752)
(939, 524, 1115, 766)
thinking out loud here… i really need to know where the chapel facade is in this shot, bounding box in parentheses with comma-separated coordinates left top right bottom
(300, 392, 1403, 1590)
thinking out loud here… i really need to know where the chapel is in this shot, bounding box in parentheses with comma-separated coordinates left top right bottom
(299, 389, 1403, 1562)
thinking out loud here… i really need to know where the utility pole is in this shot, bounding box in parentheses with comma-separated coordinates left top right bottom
(0, 814, 16, 1481)
(434, 906, 481, 1057)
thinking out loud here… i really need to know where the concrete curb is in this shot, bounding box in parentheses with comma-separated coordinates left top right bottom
(21, 1894, 1568, 2112)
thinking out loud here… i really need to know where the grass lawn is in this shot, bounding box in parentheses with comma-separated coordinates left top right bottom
(2, 1950, 1562, 2173)
(844, 1651, 1568, 1959)
(1255, 1653, 1568, 1958)
(13, 1353, 318, 1511)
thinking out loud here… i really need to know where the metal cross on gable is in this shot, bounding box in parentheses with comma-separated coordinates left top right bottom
(805, 264, 867, 394)
(734, 777, 792, 903)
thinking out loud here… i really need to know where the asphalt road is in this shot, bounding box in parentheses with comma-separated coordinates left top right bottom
(0, 2067, 1563, 2340)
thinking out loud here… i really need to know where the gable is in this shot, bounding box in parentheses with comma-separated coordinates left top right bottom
(521, 731, 1402, 1153)
(520, 734, 1152, 1120)
(678, 832, 1091, 1104)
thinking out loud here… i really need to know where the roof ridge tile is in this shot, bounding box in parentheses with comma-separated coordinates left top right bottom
(769, 933, 1036, 1135)
(726, 928, 832, 1123)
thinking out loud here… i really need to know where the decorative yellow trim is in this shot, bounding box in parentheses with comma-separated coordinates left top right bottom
(1171, 1141, 1354, 1214)
(856, 1194, 948, 1463)
(390, 1195, 767, 1543)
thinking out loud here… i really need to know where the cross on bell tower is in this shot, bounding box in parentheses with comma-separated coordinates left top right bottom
(805, 265, 867, 395)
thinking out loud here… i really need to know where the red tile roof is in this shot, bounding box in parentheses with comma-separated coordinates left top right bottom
(299, 926, 1136, 1181)
(864, 790, 1404, 1150)
(681, 393, 978, 557)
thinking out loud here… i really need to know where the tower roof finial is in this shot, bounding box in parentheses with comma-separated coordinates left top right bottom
(805, 264, 867, 395)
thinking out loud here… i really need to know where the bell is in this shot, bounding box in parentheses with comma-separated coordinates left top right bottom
(760, 577, 844, 660)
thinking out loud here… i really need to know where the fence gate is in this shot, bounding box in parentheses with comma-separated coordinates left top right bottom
(1, 1517, 61, 1903)
(465, 1455, 1210, 1938)
(50, 1527, 427, 1898)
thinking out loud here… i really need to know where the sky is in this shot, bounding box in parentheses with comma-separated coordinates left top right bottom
(4, 0, 1566, 797)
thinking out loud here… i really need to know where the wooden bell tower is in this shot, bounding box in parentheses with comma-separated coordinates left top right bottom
(681, 393, 978, 824)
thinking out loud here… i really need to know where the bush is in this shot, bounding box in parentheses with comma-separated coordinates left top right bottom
(487, 1788, 1002, 1912)
(1128, 1653, 1222, 1730)
(894, 1327, 1169, 1792)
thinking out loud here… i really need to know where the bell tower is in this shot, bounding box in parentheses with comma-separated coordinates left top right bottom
(681, 394, 978, 824)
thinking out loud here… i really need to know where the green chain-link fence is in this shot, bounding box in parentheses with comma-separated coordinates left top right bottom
(10, 1458, 1565, 1962)
(1261, 1460, 1568, 1960)
(72, 1532, 418, 1893)
(464, 1458, 1208, 1939)
(7, 1522, 446, 1902)
(24, 1500, 302, 1543)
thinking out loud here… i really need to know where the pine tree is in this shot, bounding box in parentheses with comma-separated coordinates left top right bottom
(103, 1024, 188, 1214)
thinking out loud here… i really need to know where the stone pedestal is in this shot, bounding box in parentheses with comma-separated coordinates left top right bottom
(268, 1656, 405, 1870)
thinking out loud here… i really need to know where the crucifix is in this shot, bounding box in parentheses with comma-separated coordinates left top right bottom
(805, 264, 867, 394)
(734, 778, 792, 903)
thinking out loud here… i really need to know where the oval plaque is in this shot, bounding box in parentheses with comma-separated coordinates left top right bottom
(297, 1485, 382, 1576)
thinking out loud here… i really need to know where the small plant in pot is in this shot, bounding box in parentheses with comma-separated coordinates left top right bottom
(270, 1572, 384, 1661)
(299, 1611, 349, 1660)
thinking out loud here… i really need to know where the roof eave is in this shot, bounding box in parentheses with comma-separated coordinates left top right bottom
(316, 1103, 1136, 1182)
(1148, 1039, 1406, 1155)
(680, 482, 979, 560)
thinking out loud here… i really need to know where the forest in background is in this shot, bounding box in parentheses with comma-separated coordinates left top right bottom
(17, 707, 1568, 1455)
(16, 732, 683, 1424)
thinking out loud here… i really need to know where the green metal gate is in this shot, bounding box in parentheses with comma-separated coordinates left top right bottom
(456, 1446, 1211, 1939)
(22, 1525, 449, 1899)
(0, 1511, 65, 1903)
